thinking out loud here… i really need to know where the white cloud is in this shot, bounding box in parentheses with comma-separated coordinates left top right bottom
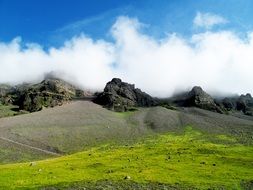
(0, 35, 114, 90)
(0, 16, 252, 97)
(193, 12, 228, 29)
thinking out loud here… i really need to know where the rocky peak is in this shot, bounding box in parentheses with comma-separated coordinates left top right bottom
(39, 78, 77, 96)
(187, 86, 214, 104)
(240, 93, 253, 101)
(109, 78, 123, 85)
(0, 78, 85, 112)
(236, 93, 253, 115)
(245, 93, 252, 99)
(189, 86, 204, 95)
(184, 86, 223, 113)
(94, 78, 157, 111)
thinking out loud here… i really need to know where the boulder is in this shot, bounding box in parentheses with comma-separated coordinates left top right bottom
(94, 78, 157, 111)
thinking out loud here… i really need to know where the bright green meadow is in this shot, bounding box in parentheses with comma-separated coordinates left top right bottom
(0, 127, 252, 190)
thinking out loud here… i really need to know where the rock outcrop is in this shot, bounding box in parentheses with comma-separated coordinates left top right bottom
(14, 78, 78, 112)
(0, 85, 10, 97)
(235, 94, 252, 115)
(184, 86, 224, 113)
(0, 78, 85, 112)
(171, 86, 224, 113)
(219, 94, 253, 115)
(0, 84, 14, 105)
(94, 78, 157, 111)
(221, 97, 237, 111)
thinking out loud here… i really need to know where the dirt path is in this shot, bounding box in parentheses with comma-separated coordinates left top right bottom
(0, 136, 61, 156)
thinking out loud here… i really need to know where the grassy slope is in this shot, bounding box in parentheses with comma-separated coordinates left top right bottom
(0, 103, 19, 118)
(0, 101, 141, 156)
(0, 102, 182, 164)
(0, 127, 252, 190)
(0, 138, 54, 164)
(0, 101, 253, 165)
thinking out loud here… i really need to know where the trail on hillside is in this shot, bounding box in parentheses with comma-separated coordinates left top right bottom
(0, 136, 61, 156)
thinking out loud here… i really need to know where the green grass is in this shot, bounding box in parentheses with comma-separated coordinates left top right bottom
(0, 127, 252, 190)
(114, 110, 137, 118)
(0, 103, 19, 118)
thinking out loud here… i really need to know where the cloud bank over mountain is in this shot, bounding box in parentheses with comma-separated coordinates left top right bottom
(0, 15, 252, 97)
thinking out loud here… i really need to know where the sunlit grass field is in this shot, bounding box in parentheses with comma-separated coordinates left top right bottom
(0, 127, 252, 190)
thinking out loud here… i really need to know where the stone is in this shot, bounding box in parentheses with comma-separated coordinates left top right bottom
(124, 176, 131, 180)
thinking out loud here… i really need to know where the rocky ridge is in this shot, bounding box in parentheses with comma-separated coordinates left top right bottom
(1, 78, 252, 116)
(221, 93, 253, 116)
(0, 78, 85, 112)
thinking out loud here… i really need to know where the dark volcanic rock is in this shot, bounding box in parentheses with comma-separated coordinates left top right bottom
(221, 97, 237, 111)
(220, 93, 253, 116)
(0, 78, 91, 113)
(16, 79, 77, 112)
(236, 93, 253, 116)
(10, 78, 80, 112)
(185, 86, 224, 113)
(175, 86, 224, 113)
(94, 78, 157, 111)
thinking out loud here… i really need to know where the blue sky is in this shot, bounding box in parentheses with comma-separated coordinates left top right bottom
(1, 0, 253, 47)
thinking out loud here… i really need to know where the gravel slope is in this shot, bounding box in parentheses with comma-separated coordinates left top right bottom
(0, 100, 252, 163)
